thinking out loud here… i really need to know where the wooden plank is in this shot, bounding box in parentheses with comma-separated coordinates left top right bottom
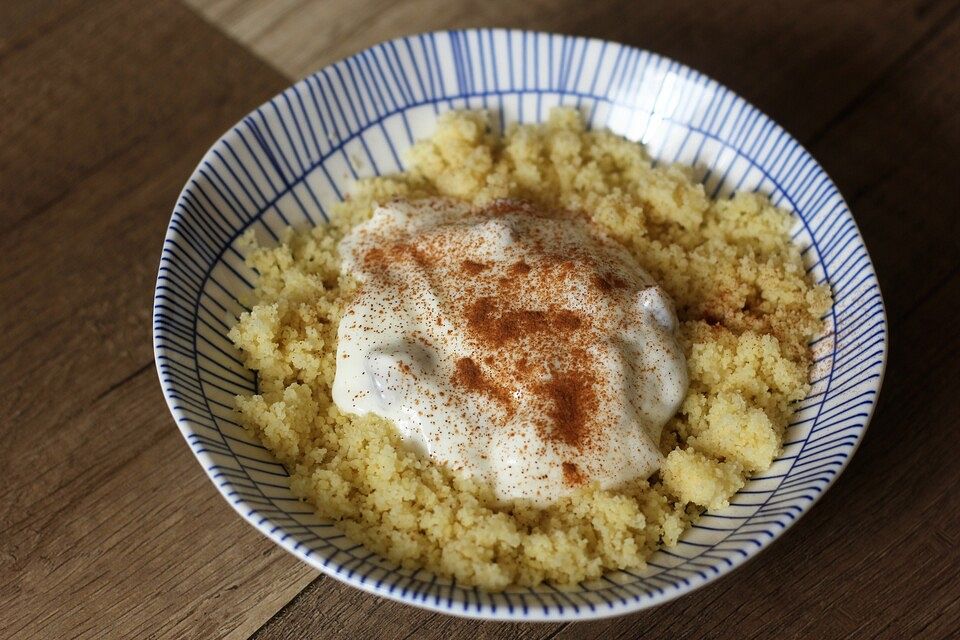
(0, 0, 86, 54)
(254, 575, 560, 640)
(184, 0, 959, 140)
(1, 0, 957, 638)
(241, 3, 960, 640)
(0, 2, 317, 638)
(805, 13, 960, 324)
(3, 373, 316, 640)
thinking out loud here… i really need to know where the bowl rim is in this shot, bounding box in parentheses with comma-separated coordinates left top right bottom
(152, 27, 888, 621)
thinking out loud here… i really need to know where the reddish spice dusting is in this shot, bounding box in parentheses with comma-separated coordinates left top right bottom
(556, 260, 576, 275)
(486, 199, 538, 217)
(407, 245, 432, 269)
(465, 297, 582, 344)
(561, 461, 586, 486)
(536, 370, 598, 448)
(515, 357, 530, 374)
(353, 199, 665, 488)
(362, 247, 385, 270)
(508, 260, 531, 276)
(451, 357, 513, 411)
(461, 259, 488, 275)
(363, 242, 433, 271)
(593, 272, 628, 292)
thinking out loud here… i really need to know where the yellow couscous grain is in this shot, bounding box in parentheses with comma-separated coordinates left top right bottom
(228, 108, 831, 590)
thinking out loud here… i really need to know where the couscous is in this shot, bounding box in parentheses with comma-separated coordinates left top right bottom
(228, 108, 831, 590)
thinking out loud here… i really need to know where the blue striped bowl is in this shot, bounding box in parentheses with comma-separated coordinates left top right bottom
(153, 30, 887, 621)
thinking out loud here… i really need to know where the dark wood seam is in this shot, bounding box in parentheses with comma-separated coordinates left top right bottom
(178, 5, 287, 81)
(93, 361, 155, 404)
(804, 0, 960, 146)
(0, 0, 91, 60)
(1, 131, 150, 236)
(249, 574, 328, 639)
(541, 622, 572, 639)
(894, 261, 960, 326)
(396, 612, 440, 640)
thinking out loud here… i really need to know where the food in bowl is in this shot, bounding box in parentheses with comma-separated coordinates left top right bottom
(228, 108, 831, 590)
(334, 197, 689, 507)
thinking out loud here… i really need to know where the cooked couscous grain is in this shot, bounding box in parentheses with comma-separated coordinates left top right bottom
(228, 108, 831, 590)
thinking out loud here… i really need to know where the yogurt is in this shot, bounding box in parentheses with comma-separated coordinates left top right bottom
(332, 198, 688, 506)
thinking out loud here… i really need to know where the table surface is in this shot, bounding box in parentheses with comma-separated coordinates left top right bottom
(2, 1, 958, 638)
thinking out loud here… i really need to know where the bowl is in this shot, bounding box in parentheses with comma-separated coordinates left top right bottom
(152, 29, 887, 621)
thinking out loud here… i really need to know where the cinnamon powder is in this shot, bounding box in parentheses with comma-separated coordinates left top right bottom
(357, 200, 645, 475)
(464, 297, 582, 345)
(536, 369, 599, 449)
(561, 461, 586, 486)
(451, 357, 513, 412)
(461, 259, 488, 275)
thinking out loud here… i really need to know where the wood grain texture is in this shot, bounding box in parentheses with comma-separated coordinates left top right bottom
(2, 0, 959, 638)
(210, 1, 959, 639)
(0, 2, 317, 638)
(185, 0, 957, 141)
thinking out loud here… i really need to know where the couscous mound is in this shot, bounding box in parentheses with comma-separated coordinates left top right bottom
(228, 108, 831, 590)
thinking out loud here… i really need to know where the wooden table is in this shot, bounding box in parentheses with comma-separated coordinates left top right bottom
(2, 1, 958, 638)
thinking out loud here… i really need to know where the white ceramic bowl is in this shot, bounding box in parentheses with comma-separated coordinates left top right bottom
(153, 30, 887, 621)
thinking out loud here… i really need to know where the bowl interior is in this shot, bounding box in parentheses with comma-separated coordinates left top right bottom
(153, 29, 886, 621)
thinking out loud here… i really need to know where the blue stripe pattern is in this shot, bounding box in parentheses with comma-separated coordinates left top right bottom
(152, 30, 887, 621)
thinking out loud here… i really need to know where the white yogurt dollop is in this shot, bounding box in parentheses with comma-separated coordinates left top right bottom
(332, 199, 688, 506)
